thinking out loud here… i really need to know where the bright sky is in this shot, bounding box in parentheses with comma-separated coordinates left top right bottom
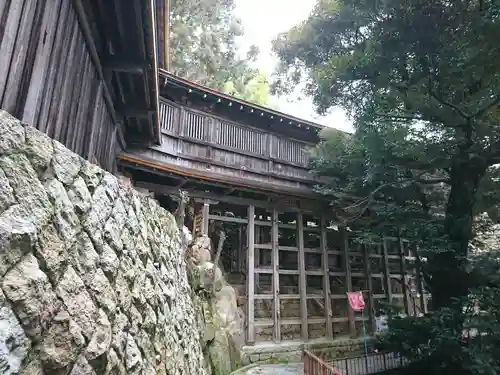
(234, 0, 354, 133)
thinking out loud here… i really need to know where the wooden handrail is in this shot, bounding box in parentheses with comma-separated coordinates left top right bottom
(303, 350, 341, 375)
(304, 349, 407, 375)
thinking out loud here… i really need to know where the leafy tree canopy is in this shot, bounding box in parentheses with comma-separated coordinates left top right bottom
(273, 1, 500, 373)
(170, 0, 273, 106)
(222, 71, 272, 107)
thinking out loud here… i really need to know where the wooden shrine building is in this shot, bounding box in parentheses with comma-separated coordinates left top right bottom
(0, 0, 429, 347)
(117, 71, 431, 345)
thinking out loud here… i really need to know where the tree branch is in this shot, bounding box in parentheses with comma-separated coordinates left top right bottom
(341, 174, 449, 224)
(471, 95, 500, 118)
(374, 112, 422, 122)
(429, 90, 472, 119)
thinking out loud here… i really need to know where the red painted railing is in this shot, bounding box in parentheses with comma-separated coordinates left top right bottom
(303, 350, 342, 375)
(304, 349, 407, 375)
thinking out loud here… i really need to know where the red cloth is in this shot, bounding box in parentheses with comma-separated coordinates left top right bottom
(347, 291, 366, 311)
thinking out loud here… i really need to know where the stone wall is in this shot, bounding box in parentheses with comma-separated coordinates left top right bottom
(0, 111, 207, 375)
(186, 235, 245, 374)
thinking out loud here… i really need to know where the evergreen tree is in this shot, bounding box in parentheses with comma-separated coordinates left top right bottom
(273, 1, 500, 373)
(170, 0, 272, 106)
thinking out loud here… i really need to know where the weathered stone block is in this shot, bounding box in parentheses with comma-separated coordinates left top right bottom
(69, 231, 100, 283)
(35, 223, 68, 283)
(0, 111, 24, 155)
(0, 154, 52, 228)
(2, 254, 61, 339)
(23, 125, 53, 179)
(56, 266, 98, 339)
(44, 178, 80, 247)
(86, 309, 112, 361)
(100, 243, 119, 280)
(38, 310, 85, 369)
(86, 269, 117, 316)
(70, 355, 97, 375)
(53, 141, 83, 185)
(0, 206, 37, 277)
(0, 169, 15, 213)
(67, 176, 92, 217)
(0, 290, 31, 375)
(114, 272, 133, 312)
(125, 334, 142, 373)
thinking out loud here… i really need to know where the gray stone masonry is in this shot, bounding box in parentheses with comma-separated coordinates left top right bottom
(0, 110, 207, 375)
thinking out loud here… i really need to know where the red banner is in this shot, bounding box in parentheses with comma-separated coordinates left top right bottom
(347, 291, 366, 311)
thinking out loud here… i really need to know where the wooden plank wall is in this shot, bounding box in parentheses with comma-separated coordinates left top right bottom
(0, 0, 118, 171)
(159, 100, 311, 168)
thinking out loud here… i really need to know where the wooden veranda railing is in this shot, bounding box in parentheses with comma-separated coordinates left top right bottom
(304, 350, 342, 375)
(304, 350, 408, 375)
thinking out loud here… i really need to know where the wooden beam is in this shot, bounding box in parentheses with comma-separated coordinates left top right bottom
(87, 81, 104, 162)
(414, 246, 427, 314)
(399, 238, 410, 315)
(382, 238, 393, 304)
(148, 0, 161, 145)
(120, 108, 155, 118)
(342, 227, 356, 336)
(320, 216, 333, 338)
(134, 181, 309, 213)
(247, 205, 255, 344)
(72, 0, 118, 126)
(297, 212, 308, 340)
(362, 244, 376, 333)
(122, 156, 325, 203)
(164, 0, 171, 70)
(201, 200, 210, 235)
(272, 208, 281, 343)
(133, 0, 148, 107)
(104, 58, 146, 74)
(255, 225, 261, 299)
(208, 215, 247, 224)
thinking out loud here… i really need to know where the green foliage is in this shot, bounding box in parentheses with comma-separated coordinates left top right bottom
(222, 71, 271, 107)
(273, 0, 500, 372)
(170, 0, 272, 106)
(379, 251, 500, 375)
(273, 0, 500, 297)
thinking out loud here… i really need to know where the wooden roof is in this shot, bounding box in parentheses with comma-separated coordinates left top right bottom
(159, 70, 329, 143)
(77, 0, 170, 146)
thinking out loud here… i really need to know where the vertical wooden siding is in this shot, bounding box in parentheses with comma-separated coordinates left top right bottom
(0, 0, 117, 171)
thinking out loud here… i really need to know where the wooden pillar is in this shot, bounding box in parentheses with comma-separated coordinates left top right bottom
(382, 238, 393, 304)
(297, 212, 308, 340)
(414, 248, 426, 315)
(320, 216, 333, 338)
(362, 244, 376, 333)
(247, 205, 255, 344)
(87, 81, 103, 161)
(255, 226, 261, 293)
(271, 208, 281, 342)
(398, 238, 410, 315)
(342, 227, 356, 336)
(201, 200, 210, 235)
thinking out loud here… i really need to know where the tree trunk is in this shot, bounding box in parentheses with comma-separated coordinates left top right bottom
(429, 157, 487, 310)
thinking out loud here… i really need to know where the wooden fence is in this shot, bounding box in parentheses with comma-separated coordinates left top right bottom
(304, 350, 341, 375)
(304, 350, 408, 375)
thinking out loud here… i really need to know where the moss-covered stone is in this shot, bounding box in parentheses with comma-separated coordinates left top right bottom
(185, 234, 246, 375)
